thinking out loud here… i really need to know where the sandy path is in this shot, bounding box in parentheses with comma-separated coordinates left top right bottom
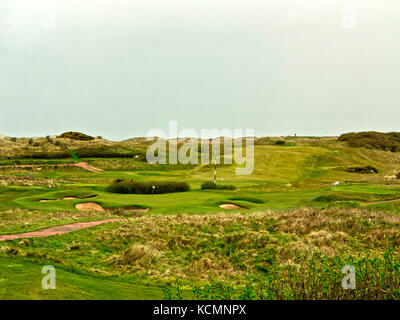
(0, 219, 120, 241)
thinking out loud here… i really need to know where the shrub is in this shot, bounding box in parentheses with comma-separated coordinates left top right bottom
(201, 181, 236, 190)
(397, 172, 400, 179)
(345, 166, 378, 174)
(106, 179, 190, 194)
(275, 140, 286, 145)
(75, 146, 137, 158)
(163, 249, 400, 300)
(20, 151, 70, 159)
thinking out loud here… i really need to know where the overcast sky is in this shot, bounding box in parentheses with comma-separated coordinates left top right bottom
(0, 0, 399, 140)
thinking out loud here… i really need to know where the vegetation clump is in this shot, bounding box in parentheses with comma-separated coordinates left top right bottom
(345, 166, 379, 174)
(75, 146, 138, 158)
(339, 131, 400, 152)
(106, 179, 190, 194)
(58, 132, 95, 141)
(201, 181, 236, 190)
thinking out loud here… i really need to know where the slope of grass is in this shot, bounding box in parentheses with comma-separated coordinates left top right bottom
(0, 259, 163, 300)
(1, 208, 399, 299)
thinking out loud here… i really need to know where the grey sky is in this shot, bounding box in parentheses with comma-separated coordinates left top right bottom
(0, 0, 399, 140)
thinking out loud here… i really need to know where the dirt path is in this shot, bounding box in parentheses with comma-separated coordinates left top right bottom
(74, 162, 102, 172)
(368, 198, 400, 205)
(0, 164, 73, 169)
(0, 219, 120, 241)
(0, 162, 102, 173)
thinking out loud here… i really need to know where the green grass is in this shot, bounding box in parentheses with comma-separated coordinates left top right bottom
(2, 139, 400, 299)
(0, 259, 163, 300)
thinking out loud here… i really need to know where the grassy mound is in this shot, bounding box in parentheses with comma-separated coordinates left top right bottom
(106, 179, 190, 194)
(339, 131, 400, 152)
(58, 132, 95, 141)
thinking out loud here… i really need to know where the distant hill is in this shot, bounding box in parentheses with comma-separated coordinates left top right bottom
(58, 132, 95, 141)
(339, 131, 400, 152)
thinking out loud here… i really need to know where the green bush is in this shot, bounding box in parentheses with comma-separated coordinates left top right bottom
(397, 172, 400, 179)
(274, 140, 286, 145)
(21, 151, 70, 159)
(75, 146, 138, 158)
(106, 179, 190, 194)
(201, 181, 236, 190)
(163, 249, 400, 300)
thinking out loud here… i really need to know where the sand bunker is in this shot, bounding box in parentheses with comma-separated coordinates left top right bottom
(219, 203, 247, 210)
(75, 202, 105, 212)
(39, 195, 97, 202)
(62, 195, 97, 200)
